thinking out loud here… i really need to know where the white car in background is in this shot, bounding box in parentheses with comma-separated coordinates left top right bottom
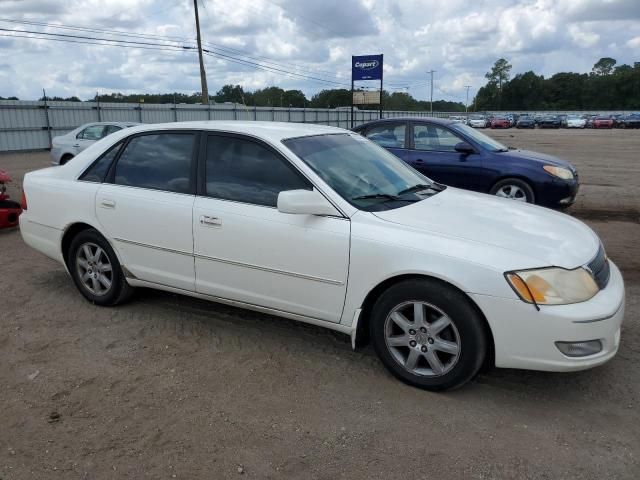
(566, 115, 587, 128)
(50, 122, 139, 165)
(21, 121, 625, 391)
(468, 115, 488, 128)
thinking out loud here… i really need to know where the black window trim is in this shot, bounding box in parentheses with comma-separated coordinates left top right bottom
(197, 131, 315, 209)
(104, 129, 201, 195)
(77, 139, 125, 183)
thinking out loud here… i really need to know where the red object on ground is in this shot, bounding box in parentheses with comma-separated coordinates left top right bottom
(0, 170, 23, 229)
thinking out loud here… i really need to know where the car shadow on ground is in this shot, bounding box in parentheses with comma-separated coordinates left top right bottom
(118, 285, 618, 401)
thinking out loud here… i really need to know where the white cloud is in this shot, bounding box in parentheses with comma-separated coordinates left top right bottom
(1, 0, 640, 102)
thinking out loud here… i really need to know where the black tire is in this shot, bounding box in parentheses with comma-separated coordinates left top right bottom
(489, 177, 535, 204)
(370, 278, 488, 391)
(68, 229, 134, 306)
(60, 154, 74, 165)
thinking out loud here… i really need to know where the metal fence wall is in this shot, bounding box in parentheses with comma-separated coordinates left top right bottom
(0, 99, 636, 152)
(0, 100, 387, 152)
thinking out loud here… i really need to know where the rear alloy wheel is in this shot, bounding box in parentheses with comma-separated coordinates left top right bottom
(370, 279, 488, 391)
(490, 178, 535, 204)
(69, 229, 134, 306)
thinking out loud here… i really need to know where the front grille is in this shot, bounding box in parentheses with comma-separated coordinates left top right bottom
(587, 244, 610, 290)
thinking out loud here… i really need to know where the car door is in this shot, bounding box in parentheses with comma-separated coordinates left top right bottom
(407, 122, 483, 190)
(193, 133, 350, 323)
(74, 125, 107, 155)
(361, 121, 408, 161)
(95, 130, 199, 291)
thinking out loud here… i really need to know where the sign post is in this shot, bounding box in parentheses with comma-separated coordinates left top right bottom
(351, 54, 383, 128)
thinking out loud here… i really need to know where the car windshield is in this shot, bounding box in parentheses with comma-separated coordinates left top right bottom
(449, 122, 508, 152)
(283, 133, 443, 212)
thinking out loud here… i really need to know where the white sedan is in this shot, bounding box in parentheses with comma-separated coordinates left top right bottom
(566, 115, 587, 128)
(50, 122, 139, 165)
(20, 121, 625, 390)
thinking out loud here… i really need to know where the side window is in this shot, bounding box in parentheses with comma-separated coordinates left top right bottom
(114, 133, 195, 194)
(205, 135, 311, 207)
(77, 125, 106, 141)
(364, 123, 406, 148)
(79, 142, 122, 183)
(104, 125, 122, 136)
(413, 124, 463, 152)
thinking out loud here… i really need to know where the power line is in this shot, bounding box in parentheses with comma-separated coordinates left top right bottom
(0, 26, 350, 88)
(202, 50, 349, 87)
(0, 27, 187, 49)
(0, 32, 191, 53)
(0, 17, 345, 81)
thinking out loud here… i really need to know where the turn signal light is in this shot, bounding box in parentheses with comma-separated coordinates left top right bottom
(20, 190, 27, 210)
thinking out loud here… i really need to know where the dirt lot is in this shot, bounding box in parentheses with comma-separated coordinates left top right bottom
(1, 129, 639, 479)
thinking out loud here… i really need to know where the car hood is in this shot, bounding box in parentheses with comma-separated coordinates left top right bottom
(372, 187, 599, 269)
(500, 149, 574, 169)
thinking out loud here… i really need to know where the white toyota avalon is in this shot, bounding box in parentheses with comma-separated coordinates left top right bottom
(20, 121, 625, 390)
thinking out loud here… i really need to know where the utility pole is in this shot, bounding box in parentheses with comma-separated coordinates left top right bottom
(427, 70, 436, 114)
(193, 0, 209, 105)
(464, 86, 471, 113)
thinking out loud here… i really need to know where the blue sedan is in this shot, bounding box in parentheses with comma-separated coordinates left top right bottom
(353, 118, 579, 208)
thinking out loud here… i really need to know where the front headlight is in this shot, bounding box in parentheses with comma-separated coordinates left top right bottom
(505, 267, 599, 305)
(543, 165, 574, 180)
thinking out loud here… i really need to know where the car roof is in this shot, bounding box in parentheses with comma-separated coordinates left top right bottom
(122, 121, 346, 142)
(354, 117, 457, 129)
(79, 121, 140, 127)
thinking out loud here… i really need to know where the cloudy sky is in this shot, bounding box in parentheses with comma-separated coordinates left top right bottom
(1, 0, 639, 103)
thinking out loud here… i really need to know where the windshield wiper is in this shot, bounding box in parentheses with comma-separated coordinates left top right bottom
(397, 182, 446, 195)
(397, 183, 432, 195)
(352, 193, 418, 202)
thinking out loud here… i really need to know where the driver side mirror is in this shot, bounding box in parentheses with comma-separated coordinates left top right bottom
(454, 141, 475, 154)
(277, 189, 339, 216)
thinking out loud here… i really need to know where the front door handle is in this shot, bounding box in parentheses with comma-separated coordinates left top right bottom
(200, 215, 222, 227)
(73, 143, 80, 148)
(100, 199, 116, 209)
(415, 159, 424, 163)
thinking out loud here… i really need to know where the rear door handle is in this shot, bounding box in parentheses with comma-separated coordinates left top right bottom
(200, 215, 222, 227)
(100, 199, 116, 209)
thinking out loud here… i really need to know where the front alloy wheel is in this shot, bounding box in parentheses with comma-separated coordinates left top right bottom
(384, 301, 461, 377)
(370, 278, 488, 391)
(490, 178, 535, 204)
(495, 184, 528, 202)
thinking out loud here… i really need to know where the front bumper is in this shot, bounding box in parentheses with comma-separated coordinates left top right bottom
(471, 260, 625, 372)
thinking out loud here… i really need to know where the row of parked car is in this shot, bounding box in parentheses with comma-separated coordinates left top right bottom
(463, 113, 640, 129)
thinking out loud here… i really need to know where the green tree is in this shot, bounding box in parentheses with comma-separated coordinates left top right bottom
(484, 58, 512, 109)
(214, 84, 246, 104)
(309, 89, 352, 108)
(592, 57, 617, 76)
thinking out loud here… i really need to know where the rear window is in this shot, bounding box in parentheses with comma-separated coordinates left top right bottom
(113, 133, 195, 194)
(79, 142, 122, 183)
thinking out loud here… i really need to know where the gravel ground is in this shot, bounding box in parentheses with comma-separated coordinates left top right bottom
(0, 128, 639, 479)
